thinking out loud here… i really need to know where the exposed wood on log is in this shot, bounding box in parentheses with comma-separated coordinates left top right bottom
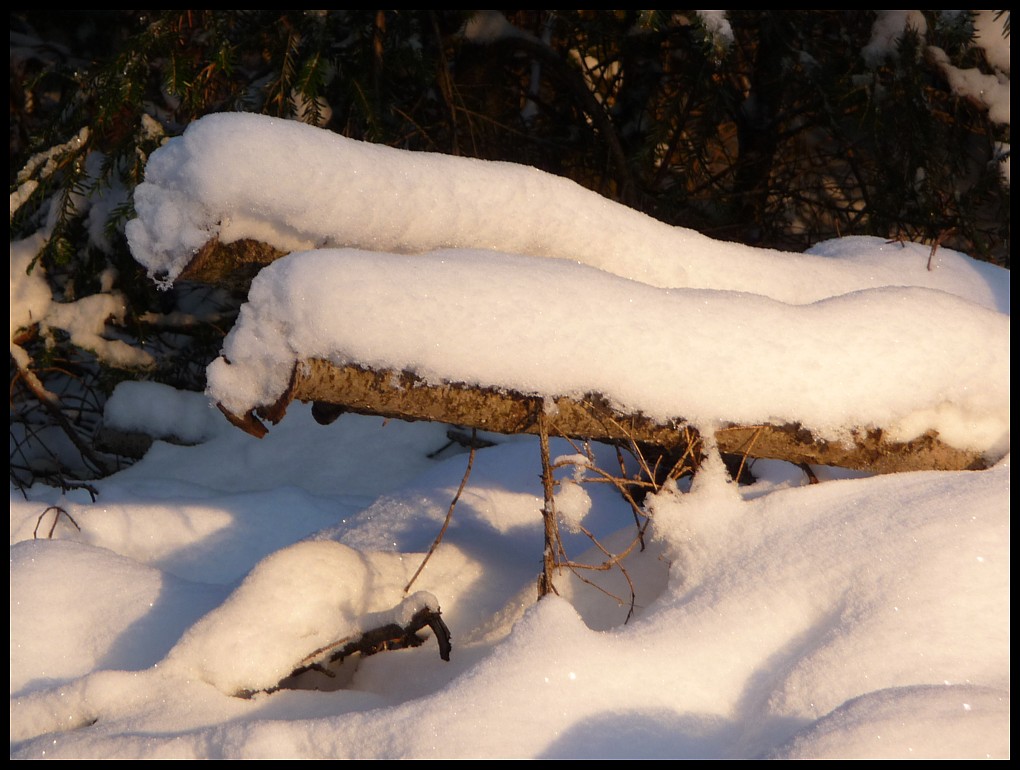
(221, 358, 991, 474)
(219, 402, 269, 439)
(178, 237, 288, 291)
(712, 423, 988, 474)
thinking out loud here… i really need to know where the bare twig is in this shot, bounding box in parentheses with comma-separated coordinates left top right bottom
(561, 560, 638, 622)
(537, 408, 561, 598)
(33, 505, 81, 539)
(798, 462, 820, 484)
(11, 348, 111, 477)
(731, 425, 763, 486)
(563, 523, 643, 623)
(927, 227, 956, 271)
(404, 431, 478, 593)
(546, 434, 654, 622)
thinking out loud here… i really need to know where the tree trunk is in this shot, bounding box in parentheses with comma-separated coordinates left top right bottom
(218, 357, 990, 474)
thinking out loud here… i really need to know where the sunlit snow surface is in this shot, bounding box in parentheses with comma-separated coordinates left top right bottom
(10, 412, 1010, 758)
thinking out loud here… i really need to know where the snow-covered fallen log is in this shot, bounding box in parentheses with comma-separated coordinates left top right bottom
(202, 248, 1006, 474)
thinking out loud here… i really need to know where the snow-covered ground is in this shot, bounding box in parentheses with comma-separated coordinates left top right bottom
(9, 402, 1011, 758)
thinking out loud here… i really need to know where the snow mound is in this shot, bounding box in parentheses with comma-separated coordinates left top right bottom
(162, 540, 439, 695)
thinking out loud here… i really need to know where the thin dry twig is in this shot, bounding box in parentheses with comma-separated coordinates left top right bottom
(561, 560, 638, 622)
(545, 433, 660, 622)
(798, 462, 820, 484)
(11, 349, 111, 477)
(404, 431, 478, 593)
(537, 409, 561, 599)
(927, 227, 957, 271)
(731, 425, 764, 486)
(611, 443, 652, 542)
(33, 505, 81, 539)
(563, 522, 643, 622)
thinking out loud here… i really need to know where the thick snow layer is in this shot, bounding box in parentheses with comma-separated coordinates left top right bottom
(207, 247, 1009, 458)
(162, 540, 439, 695)
(126, 113, 1007, 312)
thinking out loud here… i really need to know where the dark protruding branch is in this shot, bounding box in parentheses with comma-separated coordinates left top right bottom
(238, 605, 452, 699)
(293, 605, 451, 671)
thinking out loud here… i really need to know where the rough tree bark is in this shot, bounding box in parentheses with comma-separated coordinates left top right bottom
(184, 238, 992, 475)
(213, 358, 990, 474)
(179, 237, 288, 291)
